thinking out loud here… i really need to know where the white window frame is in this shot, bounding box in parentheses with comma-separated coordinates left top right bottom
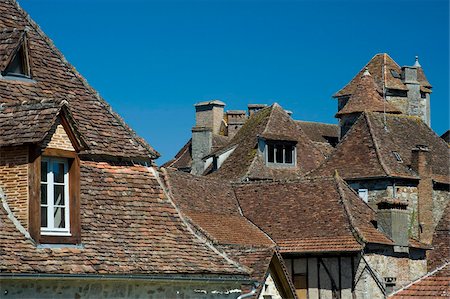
(264, 141, 296, 167)
(358, 189, 369, 203)
(40, 157, 71, 236)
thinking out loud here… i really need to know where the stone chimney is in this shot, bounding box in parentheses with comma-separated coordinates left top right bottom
(402, 57, 430, 126)
(226, 110, 247, 139)
(248, 104, 267, 117)
(411, 144, 433, 244)
(376, 197, 409, 252)
(191, 100, 225, 175)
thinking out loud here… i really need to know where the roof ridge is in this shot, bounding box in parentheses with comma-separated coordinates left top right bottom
(10, 0, 159, 159)
(333, 172, 367, 245)
(365, 113, 391, 176)
(151, 167, 250, 274)
(389, 262, 450, 297)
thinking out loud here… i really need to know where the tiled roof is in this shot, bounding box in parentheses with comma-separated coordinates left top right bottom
(389, 263, 450, 298)
(208, 103, 325, 181)
(0, 0, 158, 160)
(428, 204, 450, 271)
(295, 121, 339, 143)
(163, 169, 273, 246)
(0, 27, 23, 71)
(0, 162, 247, 276)
(311, 113, 450, 183)
(334, 53, 432, 98)
(335, 70, 402, 116)
(233, 175, 393, 253)
(162, 138, 192, 169)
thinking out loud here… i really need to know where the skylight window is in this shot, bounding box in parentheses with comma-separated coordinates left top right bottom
(390, 69, 401, 79)
(392, 151, 403, 162)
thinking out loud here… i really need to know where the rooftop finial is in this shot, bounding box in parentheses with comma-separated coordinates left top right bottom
(363, 67, 371, 77)
(414, 55, 421, 67)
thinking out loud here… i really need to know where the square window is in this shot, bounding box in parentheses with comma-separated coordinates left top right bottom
(265, 141, 296, 167)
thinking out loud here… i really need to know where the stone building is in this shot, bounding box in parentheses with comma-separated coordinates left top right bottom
(166, 53, 449, 298)
(0, 1, 295, 298)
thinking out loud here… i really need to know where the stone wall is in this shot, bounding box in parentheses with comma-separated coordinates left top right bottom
(0, 279, 244, 299)
(0, 145, 29, 229)
(432, 188, 449, 231)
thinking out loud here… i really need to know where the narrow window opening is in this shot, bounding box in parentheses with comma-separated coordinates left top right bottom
(390, 69, 401, 79)
(40, 157, 71, 236)
(3, 44, 30, 78)
(265, 141, 296, 167)
(392, 151, 403, 162)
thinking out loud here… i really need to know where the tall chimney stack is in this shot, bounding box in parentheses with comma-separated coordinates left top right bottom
(226, 110, 247, 139)
(191, 100, 225, 175)
(411, 144, 433, 244)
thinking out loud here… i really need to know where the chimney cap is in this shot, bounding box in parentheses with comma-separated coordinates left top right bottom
(195, 100, 225, 107)
(248, 104, 267, 109)
(377, 197, 409, 209)
(226, 110, 246, 115)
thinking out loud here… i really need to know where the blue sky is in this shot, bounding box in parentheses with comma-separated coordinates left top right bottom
(19, 0, 449, 164)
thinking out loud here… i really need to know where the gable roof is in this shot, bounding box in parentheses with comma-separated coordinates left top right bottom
(335, 70, 402, 117)
(0, 0, 158, 160)
(233, 175, 394, 254)
(0, 162, 248, 277)
(311, 113, 450, 183)
(334, 53, 432, 98)
(389, 262, 450, 298)
(0, 100, 85, 149)
(208, 104, 325, 181)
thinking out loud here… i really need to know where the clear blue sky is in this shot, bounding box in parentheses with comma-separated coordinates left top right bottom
(19, 0, 449, 164)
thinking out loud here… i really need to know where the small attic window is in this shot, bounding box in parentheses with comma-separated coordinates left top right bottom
(265, 140, 296, 167)
(390, 69, 401, 79)
(3, 44, 31, 79)
(392, 151, 403, 162)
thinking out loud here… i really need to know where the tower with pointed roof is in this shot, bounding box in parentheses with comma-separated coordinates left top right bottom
(334, 53, 432, 130)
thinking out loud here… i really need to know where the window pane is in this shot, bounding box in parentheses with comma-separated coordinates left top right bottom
(285, 145, 293, 164)
(41, 207, 47, 227)
(54, 185, 65, 205)
(53, 162, 65, 183)
(40, 161, 48, 182)
(40, 184, 47, 205)
(54, 207, 65, 228)
(268, 144, 275, 163)
(275, 144, 283, 163)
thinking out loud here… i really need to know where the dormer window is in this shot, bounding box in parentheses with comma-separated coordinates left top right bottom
(265, 141, 296, 167)
(40, 157, 70, 236)
(2, 41, 31, 80)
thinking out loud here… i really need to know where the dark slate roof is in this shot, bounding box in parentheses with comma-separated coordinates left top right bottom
(163, 169, 273, 247)
(334, 53, 432, 98)
(0, 161, 247, 276)
(311, 113, 450, 183)
(335, 70, 402, 117)
(233, 175, 394, 254)
(389, 263, 450, 298)
(208, 103, 325, 181)
(0, 0, 158, 160)
(441, 130, 450, 143)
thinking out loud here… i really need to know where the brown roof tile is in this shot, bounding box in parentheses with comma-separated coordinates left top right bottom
(0, 27, 24, 71)
(0, 162, 247, 276)
(389, 263, 450, 298)
(208, 104, 325, 181)
(295, 121, 339, 143)
(233, 175, 393, 253)
(0, 0, 158, 160)
(335, 70, 402, 116)
(334, 53, 408, 97)
(311, 113, 450, 182)
(428, 204, 450, 271)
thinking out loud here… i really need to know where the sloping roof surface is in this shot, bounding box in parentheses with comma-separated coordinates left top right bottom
(233, 176, 392, 253)
(164, 169, 273, 246)
(311, 113, 450, 183)
(208, 104, 325, 181)
(335, 71, 402, 116)
(0, 162, 246, 275)
(334, 53, 432, 98)
(295, 121, 338, 143)
(428, 204, 450, 271)
(0, 0, 157, 160)
(0, 101, 60, 146)
(389, 263, 450, 298)
(0, 27, 23, 71)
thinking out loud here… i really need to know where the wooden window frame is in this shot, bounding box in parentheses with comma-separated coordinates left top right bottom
(29, 147, 81, 244)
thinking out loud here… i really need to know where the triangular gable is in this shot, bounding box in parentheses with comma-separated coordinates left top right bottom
(0, 29, 26, 72)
